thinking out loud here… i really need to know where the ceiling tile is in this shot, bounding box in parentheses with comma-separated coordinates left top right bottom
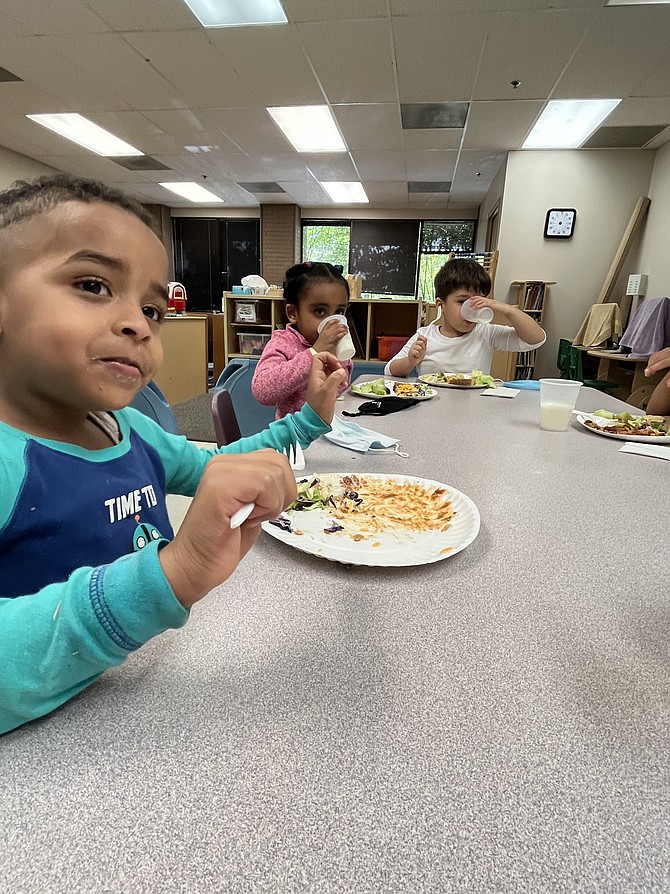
(0, 0, 112, 34)
(453, 151, 506, 182)
(197, 108, 293, 155)
(84, 0, 199, 31)
(283, 0, 387, 21)
(351, 151, 406, 180)
(362, 182, 409, 204)
(299, 20, 396, 103)
(391, 0, 604, 11)
(404, 150, 458, 180)
(205, 27, 323, 106)
(462, 101, 544, 151)
(302, 154, 359, 180)
(393, 14, 487, 103)
(278, 181, 331, 204)
(402, 130, 463, 151)
(255, 154, 316, 180)
(332, 104, 402, 151)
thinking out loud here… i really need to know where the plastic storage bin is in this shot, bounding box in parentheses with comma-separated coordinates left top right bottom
(377, 335, 410, 361)
(237, 332, 272, 355)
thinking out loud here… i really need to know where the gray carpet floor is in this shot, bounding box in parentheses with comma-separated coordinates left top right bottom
(172, 392, 216, 442)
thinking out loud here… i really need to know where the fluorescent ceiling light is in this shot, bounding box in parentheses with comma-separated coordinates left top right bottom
(321, 182, 369, 204)
(606, 1, 670, 5)
(159, 182, 224, 203)
(267, 106, 346, 153)
(522, 99, 621, 149)
(26, 113, 143, 157)
(182, 0, 287, 27)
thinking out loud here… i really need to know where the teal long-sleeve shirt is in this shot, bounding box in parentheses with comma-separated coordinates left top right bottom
(0, 403, 328, 735)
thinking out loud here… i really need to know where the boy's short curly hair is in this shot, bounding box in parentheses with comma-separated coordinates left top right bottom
(434, 257, 491, 299)
(0, 173, 156, 234)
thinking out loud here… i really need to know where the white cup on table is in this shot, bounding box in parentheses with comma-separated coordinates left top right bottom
(539, 378, 582, 431)
(317, 313, 356, 361)
(461, 298, 494, 324)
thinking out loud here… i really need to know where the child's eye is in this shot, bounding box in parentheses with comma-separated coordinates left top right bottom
(77, 278, 111, 296)
(142, 305, 165, 323)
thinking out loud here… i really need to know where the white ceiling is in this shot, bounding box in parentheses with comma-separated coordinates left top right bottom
(0, 0, 669, 210)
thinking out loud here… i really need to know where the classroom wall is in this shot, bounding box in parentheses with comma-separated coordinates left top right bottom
(475, 159, 507, 252)
(495, 149, 656, 378)
(0, 145, 58, 188)
(626, 140, 670, 300)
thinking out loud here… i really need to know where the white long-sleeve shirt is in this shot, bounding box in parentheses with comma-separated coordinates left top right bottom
(383, 321, 546, 377)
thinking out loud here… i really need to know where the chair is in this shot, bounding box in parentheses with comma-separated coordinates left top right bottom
(129, 381, 181, 434)
(211, 388, 242, 447)
(556, 339, 619, 394)
(213, 359, 275, 438)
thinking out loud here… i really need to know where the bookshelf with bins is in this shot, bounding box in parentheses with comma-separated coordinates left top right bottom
(500, 280, 554, 381)
(221, 287, 424, 366)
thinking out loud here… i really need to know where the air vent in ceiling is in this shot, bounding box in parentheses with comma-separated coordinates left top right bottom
(408, 181, 451, 193)
(0, 66, 22, 82)
(582, 125, 667, 149)
(111, 156, 172, 171)
(401, 103, 468, 129)
(238, 182, 285, 193)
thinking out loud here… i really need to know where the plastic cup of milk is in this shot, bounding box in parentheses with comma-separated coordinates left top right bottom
(317, 313, 355, 360)
(539, 378, 582, 431)
(461, 298, 494, 324)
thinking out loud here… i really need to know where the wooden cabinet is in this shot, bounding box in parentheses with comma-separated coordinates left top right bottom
(490, 280, 554, 381)
(221, 292, 423, 364)
(154, 315, 208, 405)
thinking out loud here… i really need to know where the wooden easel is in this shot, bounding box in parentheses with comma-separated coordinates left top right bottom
(596, 196, 650, 305)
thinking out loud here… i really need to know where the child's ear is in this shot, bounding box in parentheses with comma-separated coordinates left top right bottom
(285, 303, 298, 324)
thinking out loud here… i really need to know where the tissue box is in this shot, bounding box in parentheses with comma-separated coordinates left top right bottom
(232, 285, 252, 295)
(377, 335, 410, 361)
(237, 332, 271, 355)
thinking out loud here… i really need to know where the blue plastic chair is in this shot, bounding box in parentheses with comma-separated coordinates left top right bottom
(129, 381, 181, 434)
(213, 359, 276, 438)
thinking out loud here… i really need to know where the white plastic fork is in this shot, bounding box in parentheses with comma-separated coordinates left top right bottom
(230, 442, 305, 529)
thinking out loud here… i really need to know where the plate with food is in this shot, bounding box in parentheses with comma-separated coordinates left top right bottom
(262, 473, 480, 567)
(350, 378, 436, 400)
(575, 410, 670, 443)
(419, 370, 499, 389)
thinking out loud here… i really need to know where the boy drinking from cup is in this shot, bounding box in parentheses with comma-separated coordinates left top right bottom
(386, 258, 546, 378)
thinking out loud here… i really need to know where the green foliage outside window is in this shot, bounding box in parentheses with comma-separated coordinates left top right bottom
(302, 225, 350, 271)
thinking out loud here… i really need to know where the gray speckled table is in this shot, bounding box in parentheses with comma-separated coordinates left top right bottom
(2, 384, 669, 894)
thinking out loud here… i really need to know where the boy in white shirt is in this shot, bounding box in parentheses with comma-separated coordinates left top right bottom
(385, 258, 546, 378)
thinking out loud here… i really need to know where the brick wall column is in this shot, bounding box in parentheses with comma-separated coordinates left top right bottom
(260, 204, 301, 287)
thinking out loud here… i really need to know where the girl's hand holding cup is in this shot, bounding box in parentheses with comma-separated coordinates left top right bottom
(313, 314, 354, 358)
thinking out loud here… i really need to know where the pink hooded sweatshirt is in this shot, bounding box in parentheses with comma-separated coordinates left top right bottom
(251, 325, 353, 418)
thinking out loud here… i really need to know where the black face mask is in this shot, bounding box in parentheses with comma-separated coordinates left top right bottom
(342, 396, 420, 417)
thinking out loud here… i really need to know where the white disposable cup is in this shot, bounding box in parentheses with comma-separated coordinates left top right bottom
(317, 313, 355, 360)
(461, 298, 494, 324)
(539, 378, 582, 431)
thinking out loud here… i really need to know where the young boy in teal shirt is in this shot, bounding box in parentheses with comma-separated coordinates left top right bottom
(0, 174, 346, 735)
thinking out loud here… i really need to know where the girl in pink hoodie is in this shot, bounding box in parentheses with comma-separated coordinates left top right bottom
(252, 262, 354, 418)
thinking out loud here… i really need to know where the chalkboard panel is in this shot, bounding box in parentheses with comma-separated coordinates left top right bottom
(349, 220, 420, 296)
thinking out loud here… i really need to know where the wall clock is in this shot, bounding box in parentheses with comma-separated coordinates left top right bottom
(544, 208, 576, 239)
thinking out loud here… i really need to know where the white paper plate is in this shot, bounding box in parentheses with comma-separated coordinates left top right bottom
(262, 473, 480, 567)
(419, 373, 488, 390)
(575, 414, 670, 444)
(350, 380, 436, 400)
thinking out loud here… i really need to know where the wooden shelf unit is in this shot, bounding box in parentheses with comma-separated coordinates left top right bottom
(490, 280, 554, 381)
(222, 292, 424, 365)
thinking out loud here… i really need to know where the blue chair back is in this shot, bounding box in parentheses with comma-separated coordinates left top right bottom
(213, 359, 276, 438)
(129, 381, 181, 435)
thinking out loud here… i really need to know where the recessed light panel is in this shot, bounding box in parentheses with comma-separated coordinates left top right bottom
(181, 0, 287, 27)
(606, 1, 670, 6)
(321, 182, 369, 204)
(267, 106, 346, 152)
(26, 113, 143, 156)
(408, 181, 452, 193)
(160, 182, 224, 203)
(522, 99, 621, 149)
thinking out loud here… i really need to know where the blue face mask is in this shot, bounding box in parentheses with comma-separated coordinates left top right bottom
(323, 416, 408, 456)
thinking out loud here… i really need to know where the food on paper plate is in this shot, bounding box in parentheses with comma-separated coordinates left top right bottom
(353, 377, 389, 396)
(587, 410, 668, 437)
(270, 474, 456, 540)
(421, 369, 496, 387)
